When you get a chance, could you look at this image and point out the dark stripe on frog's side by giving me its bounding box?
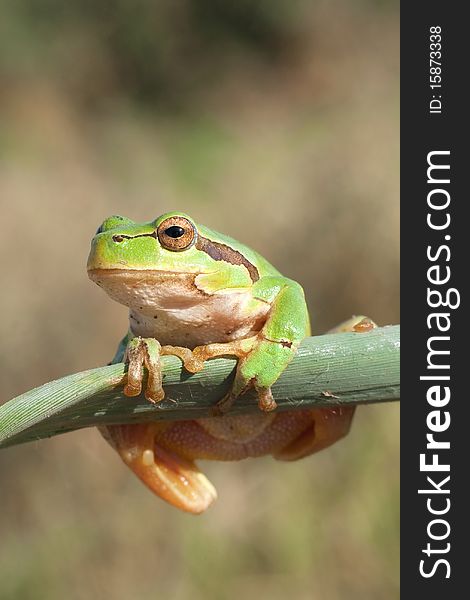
[195,236,260,282]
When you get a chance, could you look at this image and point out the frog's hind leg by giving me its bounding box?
[274,315,377,461]
[99,424,217,514]
[273,407,355,461]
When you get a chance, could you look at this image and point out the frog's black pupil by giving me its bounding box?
[165,226,185,238]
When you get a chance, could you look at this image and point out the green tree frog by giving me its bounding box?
[87,212,374,514]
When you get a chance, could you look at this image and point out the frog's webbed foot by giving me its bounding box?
[162,336,278,413]
[165,336,294,414]
[124,337,164,403]
[162,337,278,414]
[215,377,277,415]
[100,423,217,514]
[212,336,297,414]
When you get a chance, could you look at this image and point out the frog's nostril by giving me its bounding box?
[113,235,128,243]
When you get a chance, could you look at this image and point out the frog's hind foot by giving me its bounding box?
[100,424,217,514]
[327,315,377,334]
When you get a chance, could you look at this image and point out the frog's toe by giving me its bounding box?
[213,391,236,415]
[124,381,142,397]
[124,338,145,397]
[214,385,277,414]
[100,424,217,514]
[256,387,277,412]
[327,315,378,334]
[141,338,165,403]
[143,386,165,404]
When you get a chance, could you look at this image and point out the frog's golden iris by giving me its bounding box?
[157,215,196,251]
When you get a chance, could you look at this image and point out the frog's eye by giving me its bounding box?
[157,216,196,251]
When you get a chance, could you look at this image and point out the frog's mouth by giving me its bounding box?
[88,268,201,281]
[88,268,209,311]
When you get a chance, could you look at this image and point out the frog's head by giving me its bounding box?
[87,212,258,311]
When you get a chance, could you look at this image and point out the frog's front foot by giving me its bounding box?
[123,338,225,404]
[123,334,295,413]
[162,336,279,414]
[208,337,293,414]
[216,385,276,415]
[124,337,164,403]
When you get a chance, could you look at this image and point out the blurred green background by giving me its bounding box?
[0,1,399,599]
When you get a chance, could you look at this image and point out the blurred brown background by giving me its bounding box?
[0,1,399,599]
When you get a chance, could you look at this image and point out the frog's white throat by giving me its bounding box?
[89,268,208,312]
[89,268,270,347]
